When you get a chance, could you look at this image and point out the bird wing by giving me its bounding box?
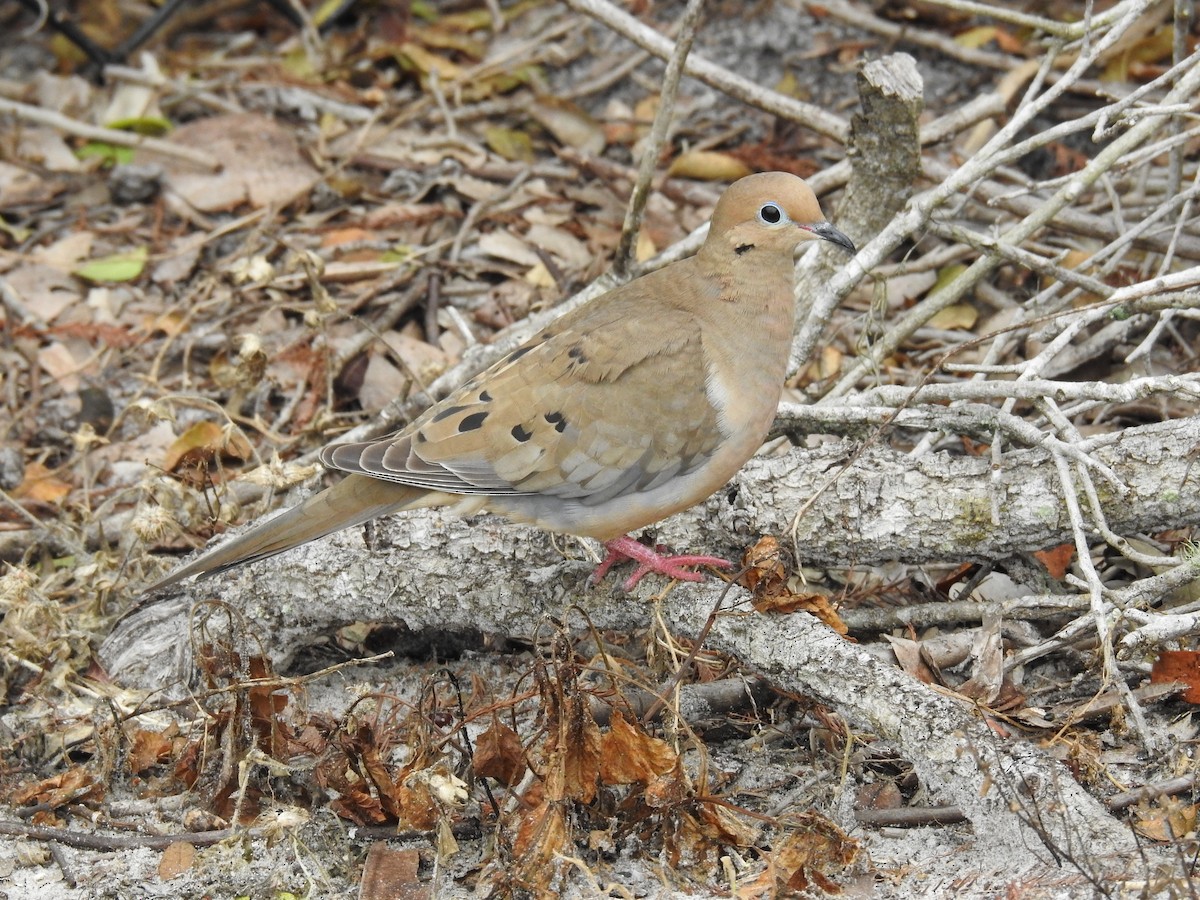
[321,265,725,507]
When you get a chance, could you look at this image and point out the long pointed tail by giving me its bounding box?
[145,475,439,592]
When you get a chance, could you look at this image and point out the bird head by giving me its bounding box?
[704,171,855,260]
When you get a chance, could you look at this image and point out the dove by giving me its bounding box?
[148,172,854,592]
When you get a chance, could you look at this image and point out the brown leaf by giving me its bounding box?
[246,654,287,758]
[162,421,252,475]
[134,113,319,212]
[1033,543,1075,580]
[599,710,678,785]
[11,462,72,505]
[1134,799,1198,842]
[511,801,568,891]
[360,845,429,900]
[667,150,752,182]
[737,814,859,897]
[157,841,195,880]
[541,687,601,804]
[11,767,104,810]
[740,537,848,634]
[474,720,526,786]
[1151,650,1200,703]
[129,728,174,775]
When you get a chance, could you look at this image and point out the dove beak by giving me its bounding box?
[803,221,856,254]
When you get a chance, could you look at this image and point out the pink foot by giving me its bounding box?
[590,535,732,591]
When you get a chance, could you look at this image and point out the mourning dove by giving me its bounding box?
[149,172,853,592]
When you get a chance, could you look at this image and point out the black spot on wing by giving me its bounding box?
[544,411,567,433]
[478,390,492,402]
[458,411,488,432]
[511,424,532,442]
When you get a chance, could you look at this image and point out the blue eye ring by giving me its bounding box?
[757,202,785,225]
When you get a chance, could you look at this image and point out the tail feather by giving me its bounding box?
[146,475,440,592]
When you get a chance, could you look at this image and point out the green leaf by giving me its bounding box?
[74,246,149,283]
[104,115,172,136]
[76,142,135,165]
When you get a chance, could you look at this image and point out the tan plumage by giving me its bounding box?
[148,172,854,592]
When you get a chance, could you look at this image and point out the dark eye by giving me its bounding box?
[758,202,783,225]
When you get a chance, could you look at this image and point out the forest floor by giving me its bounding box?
[1,0,1199,897]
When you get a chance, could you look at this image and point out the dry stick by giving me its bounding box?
[919,0,1135,38]
[794,2,1189,383]
[1046,420,1158,752]
[562,0,848,142]
[0,97,220,171]
[811,24,1200,394]
[1010,553,1200,670]
[611,0,706,278]
[1169,0,1193,197]
[1109,775,1199,812]
[850,373,1200,408]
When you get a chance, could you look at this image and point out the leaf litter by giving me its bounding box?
[0,0,1198,897]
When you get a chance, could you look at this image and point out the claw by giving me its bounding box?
[590,535,731,590]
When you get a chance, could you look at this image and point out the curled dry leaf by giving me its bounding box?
[740,537,849,635]
[162,421,253,477]
[474,719,527,786]
[735,814,860,897]
[10,766,104,812]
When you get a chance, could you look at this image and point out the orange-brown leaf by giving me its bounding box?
[128,728,174,775]
[11,462,72,505]
[474,720,526,786]
[1033,543,1075,580]
[599,710,678,785]
[162,421,252,474]
[157,841,196,880]
[1151,650,1200,703]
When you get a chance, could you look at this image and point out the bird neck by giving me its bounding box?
[690,247,798,441]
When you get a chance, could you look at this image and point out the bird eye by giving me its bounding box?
[757,202,784,225]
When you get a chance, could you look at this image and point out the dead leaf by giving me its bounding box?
[36,341,83,391]
[926,302,978,331]
[1151,651,1200,703]
[528,98,605,154]
[129,728,174,775]
[599,710,678,785]
[511,801,568,891]
[484,126,535,163]
[11,462,72,505]
[1033,543,1075,580]
[12,767,104,810]
[135,113,318,212]
[157,841,195,880]
[739,537,849,634]
[1134,798,1198,842]
[360,844,429,900]
[162,421,252,475]
[474,720,526,786]
[737,814,859,897]
[667,150,752,182]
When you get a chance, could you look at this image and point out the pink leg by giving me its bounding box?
[590,535,732,591]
